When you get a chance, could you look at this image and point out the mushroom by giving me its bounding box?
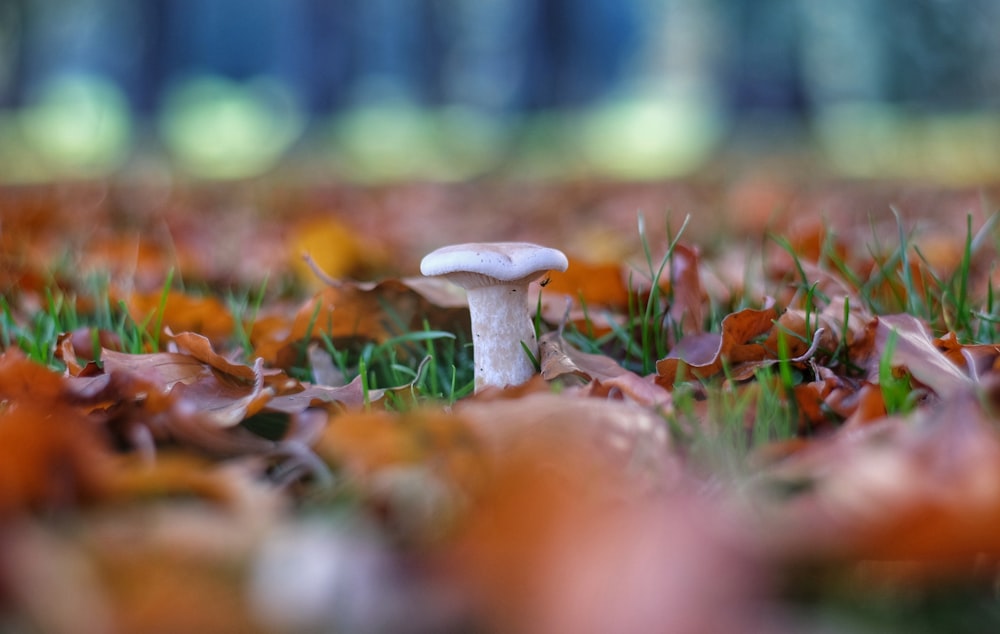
[420,242,569,392]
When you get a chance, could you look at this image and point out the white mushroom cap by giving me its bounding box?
[420,241,568,392]
[420,242,568,288]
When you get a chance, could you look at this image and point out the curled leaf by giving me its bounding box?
[0,350,112,514]
[538,331,671,408]
[655,304,779,387]
[871,314,973,399]
[664,243,705,336]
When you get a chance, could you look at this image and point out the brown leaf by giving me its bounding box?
[73,358,278,457]
[167,329,258,383]
[264,374,376,415]
[763,309,837,360]
[121,289,235,344]
[100,338,270,429]
[871,314,973,398]
[56,331,87,377]
[665,243,704,336]
[0,350,112,514]
[655,304,779,387]
[169,358,270,428]
[100,348,207,392]
[56,328,122,376]
[269,279,468,369]
[774,393,1000,572]
[538,331,671,408]
[934,331,1000,380]
[543,258,631,309]
[444,394,768,634]
[457,392,674,487]
[265,356,434,416]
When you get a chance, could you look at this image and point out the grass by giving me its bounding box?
[4,201,1000,633]
[0,276,154,368]
[669,366,798,478]
[3,209,997,423]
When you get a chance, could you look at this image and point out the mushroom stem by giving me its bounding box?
[420,241,567,392]
[466,282,537,391]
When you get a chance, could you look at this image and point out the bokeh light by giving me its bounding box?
[17,73,132,177]
[158,74,304,179]
[0,1,997,182]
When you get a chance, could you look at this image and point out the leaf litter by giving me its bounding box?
[2,179,1000,632]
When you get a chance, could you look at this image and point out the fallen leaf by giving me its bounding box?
[271,279,469,369]
[443,395,770,634]
[263,374,381,415]
[761,389,1000,581]
[289,215,387,287]
[870,313,973,399]
[763,309,838,360]
[664,243,705,336]
[56,328,122,376]
[100,348,209,392]
[841,382,888,428]
[538,331,672,408]
[121,289,235,344]
[0,350,112,514]
[655,303,779,387]
[167,329,258,382]
[169,358,270,428]
[98,332,270,428]
[542,257,631,309]
[934,331,1000,380]
[457,392,674,488]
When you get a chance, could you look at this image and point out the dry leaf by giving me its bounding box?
[543,258,631,309]
[664,243,705,336]
[656,303,779,387]
[0,350,112,514]
[934,331,1000,380]
[442,396,771,634]
[121,289,235,344]
[871,313,973,399]
[538,331,671,408]
[762,390,1000,579]
[270,279,469,369]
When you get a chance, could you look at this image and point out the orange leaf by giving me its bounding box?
[841,382,888,427]
[288,216,386,287]
[0,350,111,513]
[272,279,469,368]
[542,258,630,309]
[168,330,257,383]
[934,331,1000,380]
[655,304,779,387]
[871,314,973,398]
[763,309,838,360]
[122,289,235,343]
[664,243,704,336]
[100,341,269,428]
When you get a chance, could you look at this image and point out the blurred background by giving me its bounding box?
[1,0,1000,183]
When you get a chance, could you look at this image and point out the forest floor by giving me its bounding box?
[2,175,1000,633]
